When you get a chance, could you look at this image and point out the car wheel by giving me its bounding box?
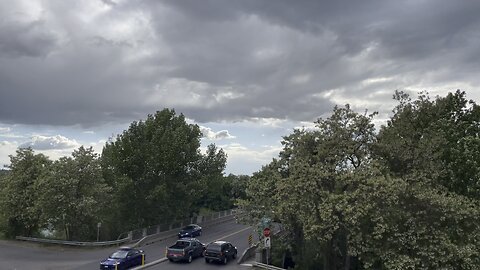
[223,256,228,265]
[233,251,237,259]
[168,258,173,262]
[205,258,210,263]
[187,254,193,263]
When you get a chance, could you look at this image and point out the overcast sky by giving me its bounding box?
[1,0,480,175]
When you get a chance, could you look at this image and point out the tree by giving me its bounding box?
[195,144,231,211]
[243,105,378,269]
[375,90,480,199]
[35,146,110,241]
[0,148,51,237]
[226,173,249,201]
[243,97,480,269]
[101,109,205,230]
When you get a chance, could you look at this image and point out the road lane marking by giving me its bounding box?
[215,226,252,241]
[132,226,252,269]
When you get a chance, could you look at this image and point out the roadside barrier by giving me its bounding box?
[132,209,236,247]
[15,236,130,247]
[15,208,236,247]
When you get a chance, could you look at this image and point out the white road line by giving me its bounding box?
[215,226,252,241]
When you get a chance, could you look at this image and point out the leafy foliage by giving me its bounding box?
[243,93,480,269]
[0,108,234,240]
[375,90,480,199]
[0,148,51,237]
[35,146,111,241]
[102,109,201,228]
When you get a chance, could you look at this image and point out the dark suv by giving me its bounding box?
[204,241,237,264]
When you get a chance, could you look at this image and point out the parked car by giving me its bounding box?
[100,247,144,270]
[204,241,237,264]
[178,224,202,238]
[166,238,205,263]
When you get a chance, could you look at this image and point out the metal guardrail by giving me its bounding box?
[132,210,236,247]
[15,209,236,247]
[15,236,131,246]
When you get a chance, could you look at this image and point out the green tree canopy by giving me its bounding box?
[243,95,480,269]
[0,148,51,237]
[101,109,206,229]
[375,90,480,199]
[35,146,110,241]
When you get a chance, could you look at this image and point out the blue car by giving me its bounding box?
[178,224,202,238]
[100,247,145,270]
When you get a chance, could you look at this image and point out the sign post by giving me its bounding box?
[263,227,271,238]
[263,227,271,264]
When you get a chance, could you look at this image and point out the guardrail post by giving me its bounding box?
[156,225,160,234]
[142,228,147,237]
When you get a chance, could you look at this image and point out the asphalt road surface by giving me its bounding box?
[0,219,258,270]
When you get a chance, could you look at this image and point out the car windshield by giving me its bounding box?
[183,225,195,230]
[110,250,129,259]
[206,244,222,251]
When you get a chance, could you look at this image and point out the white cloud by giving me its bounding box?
[0,127,11,133]
[20,135,80,150]
[220,142,282,175]
[200,126,235,140]
[0,140,18,168]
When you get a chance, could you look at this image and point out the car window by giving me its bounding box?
[177,241,190,248]
[207,244,221,251]
[110,250,128,259]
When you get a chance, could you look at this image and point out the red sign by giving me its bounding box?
[263,227,271,237]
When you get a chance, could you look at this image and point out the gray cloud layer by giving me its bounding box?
[1,0,479,127]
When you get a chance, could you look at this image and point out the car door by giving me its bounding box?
[192,240,200,257]
[127,250,139,267]
[228,244,235,258]
[125,250,133,267]
[222,244,229,259]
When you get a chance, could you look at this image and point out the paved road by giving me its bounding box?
[146,222,259,270]
[0,219,258,270]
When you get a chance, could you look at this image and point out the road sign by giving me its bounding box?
[263,227,271,237]
[248,234,253,246]
[264,236,271,248]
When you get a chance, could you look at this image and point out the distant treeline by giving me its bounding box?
[240,90,480,269]
[0,109,248,241]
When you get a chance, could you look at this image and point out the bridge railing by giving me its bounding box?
[16,208,236,247]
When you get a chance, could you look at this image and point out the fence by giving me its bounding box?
[16,209,236,247]
[131,209,236,247]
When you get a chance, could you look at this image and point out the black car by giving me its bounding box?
[178,224,202,238]
[100,247,145,270]
[204,241,237,264]
[166,238,205,263]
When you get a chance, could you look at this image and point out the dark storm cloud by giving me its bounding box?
[0,0,479,127]
[0,19,59,58]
